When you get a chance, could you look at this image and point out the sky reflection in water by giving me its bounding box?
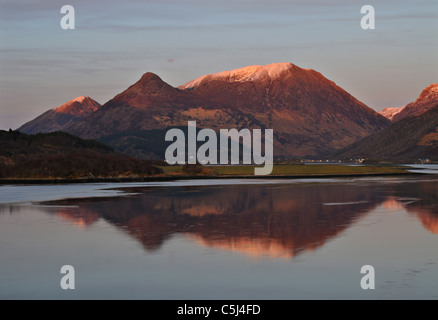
[0,177,437,299]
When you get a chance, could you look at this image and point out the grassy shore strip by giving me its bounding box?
[221,164,410,175]
[0,165,422,185]
[160,164,411,175]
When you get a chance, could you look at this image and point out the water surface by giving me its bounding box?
[0,176,437,299]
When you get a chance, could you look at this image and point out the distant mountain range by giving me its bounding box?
[333,84,438,161]
[379,84,438,122]
[379,107,403,122]
[17,63,390,159]
[16,64,437,162]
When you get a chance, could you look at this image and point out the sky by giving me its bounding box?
[0,0,437,130]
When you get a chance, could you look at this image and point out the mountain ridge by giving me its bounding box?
[330,103,438,161]
[65,62,390,159]
[16,62,391,159]
[18,96,101,134]
[379,83,438,123]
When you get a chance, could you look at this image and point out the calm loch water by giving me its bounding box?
[0,176,437,299]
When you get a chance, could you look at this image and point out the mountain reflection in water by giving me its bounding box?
[41,179,438,259]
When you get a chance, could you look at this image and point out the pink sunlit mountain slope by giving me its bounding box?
[331,83,438,162]
[379,84,438,123]
[18,96,101,134]
[63,63,390,159]
[379,107,405,122]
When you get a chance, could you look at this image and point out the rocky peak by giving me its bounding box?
[379,107,405,121]
[418,83,438,102]
[54,96,100,117]
[392,83,438,122]
[179,62,320,90]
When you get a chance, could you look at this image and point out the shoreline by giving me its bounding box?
[0,171,425,185]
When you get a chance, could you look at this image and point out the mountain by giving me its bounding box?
[330,103,438,162]
[17,96,101,134]
[379,84,438,123]
[331,83,438,161]
[379,107,405,121]
[63,63,389,159]
[0,130,162,178]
